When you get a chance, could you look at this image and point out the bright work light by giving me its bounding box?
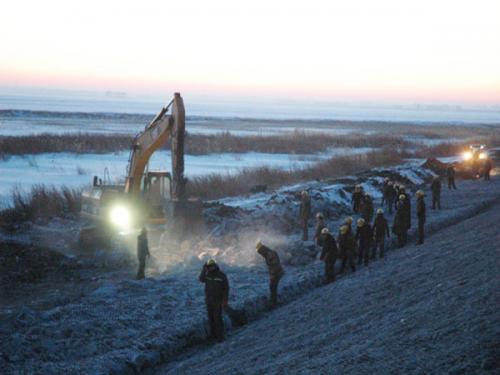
[109,205,131,229]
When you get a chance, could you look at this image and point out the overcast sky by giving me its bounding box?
[1,0,499,105]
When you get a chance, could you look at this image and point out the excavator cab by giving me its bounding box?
[141,171,172,223]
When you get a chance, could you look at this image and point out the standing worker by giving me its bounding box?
[416,190,426,245]
[447,165,457,190]
[343,217,354,235]
[355,218,373,266]
[338,225,357,274]
[199,259,229,342]
[256,241,284,307]
[372,208,390,258]
[384,181,395,214]
[136,227,150,280]
[351,185,363,213]
[393,195,409,248]
[361,193,374,223]
[319,228,338,283]
[431,177,442,210]
[399,186,411,230]
[299,191,311,241]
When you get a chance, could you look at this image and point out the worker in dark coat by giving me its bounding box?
[447,165,457,190]
[199,259,229,342]
[372,208,390,258]
[299,191,311,241]
[484,158,492,181]
[338,225,356,274]
[416,190,426,245]
[431,177,442,209]
[355,218,373,265]
[319,228,338,283]
[256,242,284,307]
[384,181,395,214]
[313,213,326,245]
[361,194,374,223]
[351,185,363,213]
[343,217,354,236]
[136,227,150,280]
[399,187,411,229]
[392,195,409,248]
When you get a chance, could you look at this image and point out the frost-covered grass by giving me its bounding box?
[0,185,81,230]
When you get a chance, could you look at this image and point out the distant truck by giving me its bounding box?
[459,144,490,178]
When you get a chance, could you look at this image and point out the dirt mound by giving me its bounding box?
[421,157,449,175]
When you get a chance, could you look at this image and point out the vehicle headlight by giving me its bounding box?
[109,205,131,228]
[479,152,487,160]
[463,151,472,160]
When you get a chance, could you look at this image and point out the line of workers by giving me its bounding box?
[137,171,462,342]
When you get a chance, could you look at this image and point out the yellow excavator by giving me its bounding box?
[79,92,202,249]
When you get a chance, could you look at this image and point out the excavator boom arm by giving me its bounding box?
[124,93,185,196]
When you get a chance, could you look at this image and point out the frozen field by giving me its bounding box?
[0,148,373,206]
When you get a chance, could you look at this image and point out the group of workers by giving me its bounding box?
[135,160,493,343]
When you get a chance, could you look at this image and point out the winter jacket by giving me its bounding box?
[199,264,229,305]
[137,233,150,261]
[257,245,284,279]
[319,233,338,261]
[338,232,357,258]
[361,197,374,222]
[373,214,390,240]
[417,197,426,222]
[355,223,373,249]
[392,204,408,235]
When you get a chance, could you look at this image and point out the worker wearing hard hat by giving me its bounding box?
[355,218,373,266]
[338,224,356,274]
[343,217,354,236]
[199,259,230,342]
[256,241,284,307]
[319,227,338,283]
[373,208,390,258]
[392,195,409,248]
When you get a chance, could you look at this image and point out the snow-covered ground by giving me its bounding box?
[156,202,500,375]
[0,148,374,206]
[1,163,499,374]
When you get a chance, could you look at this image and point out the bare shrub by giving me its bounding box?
[0,185,82,230]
